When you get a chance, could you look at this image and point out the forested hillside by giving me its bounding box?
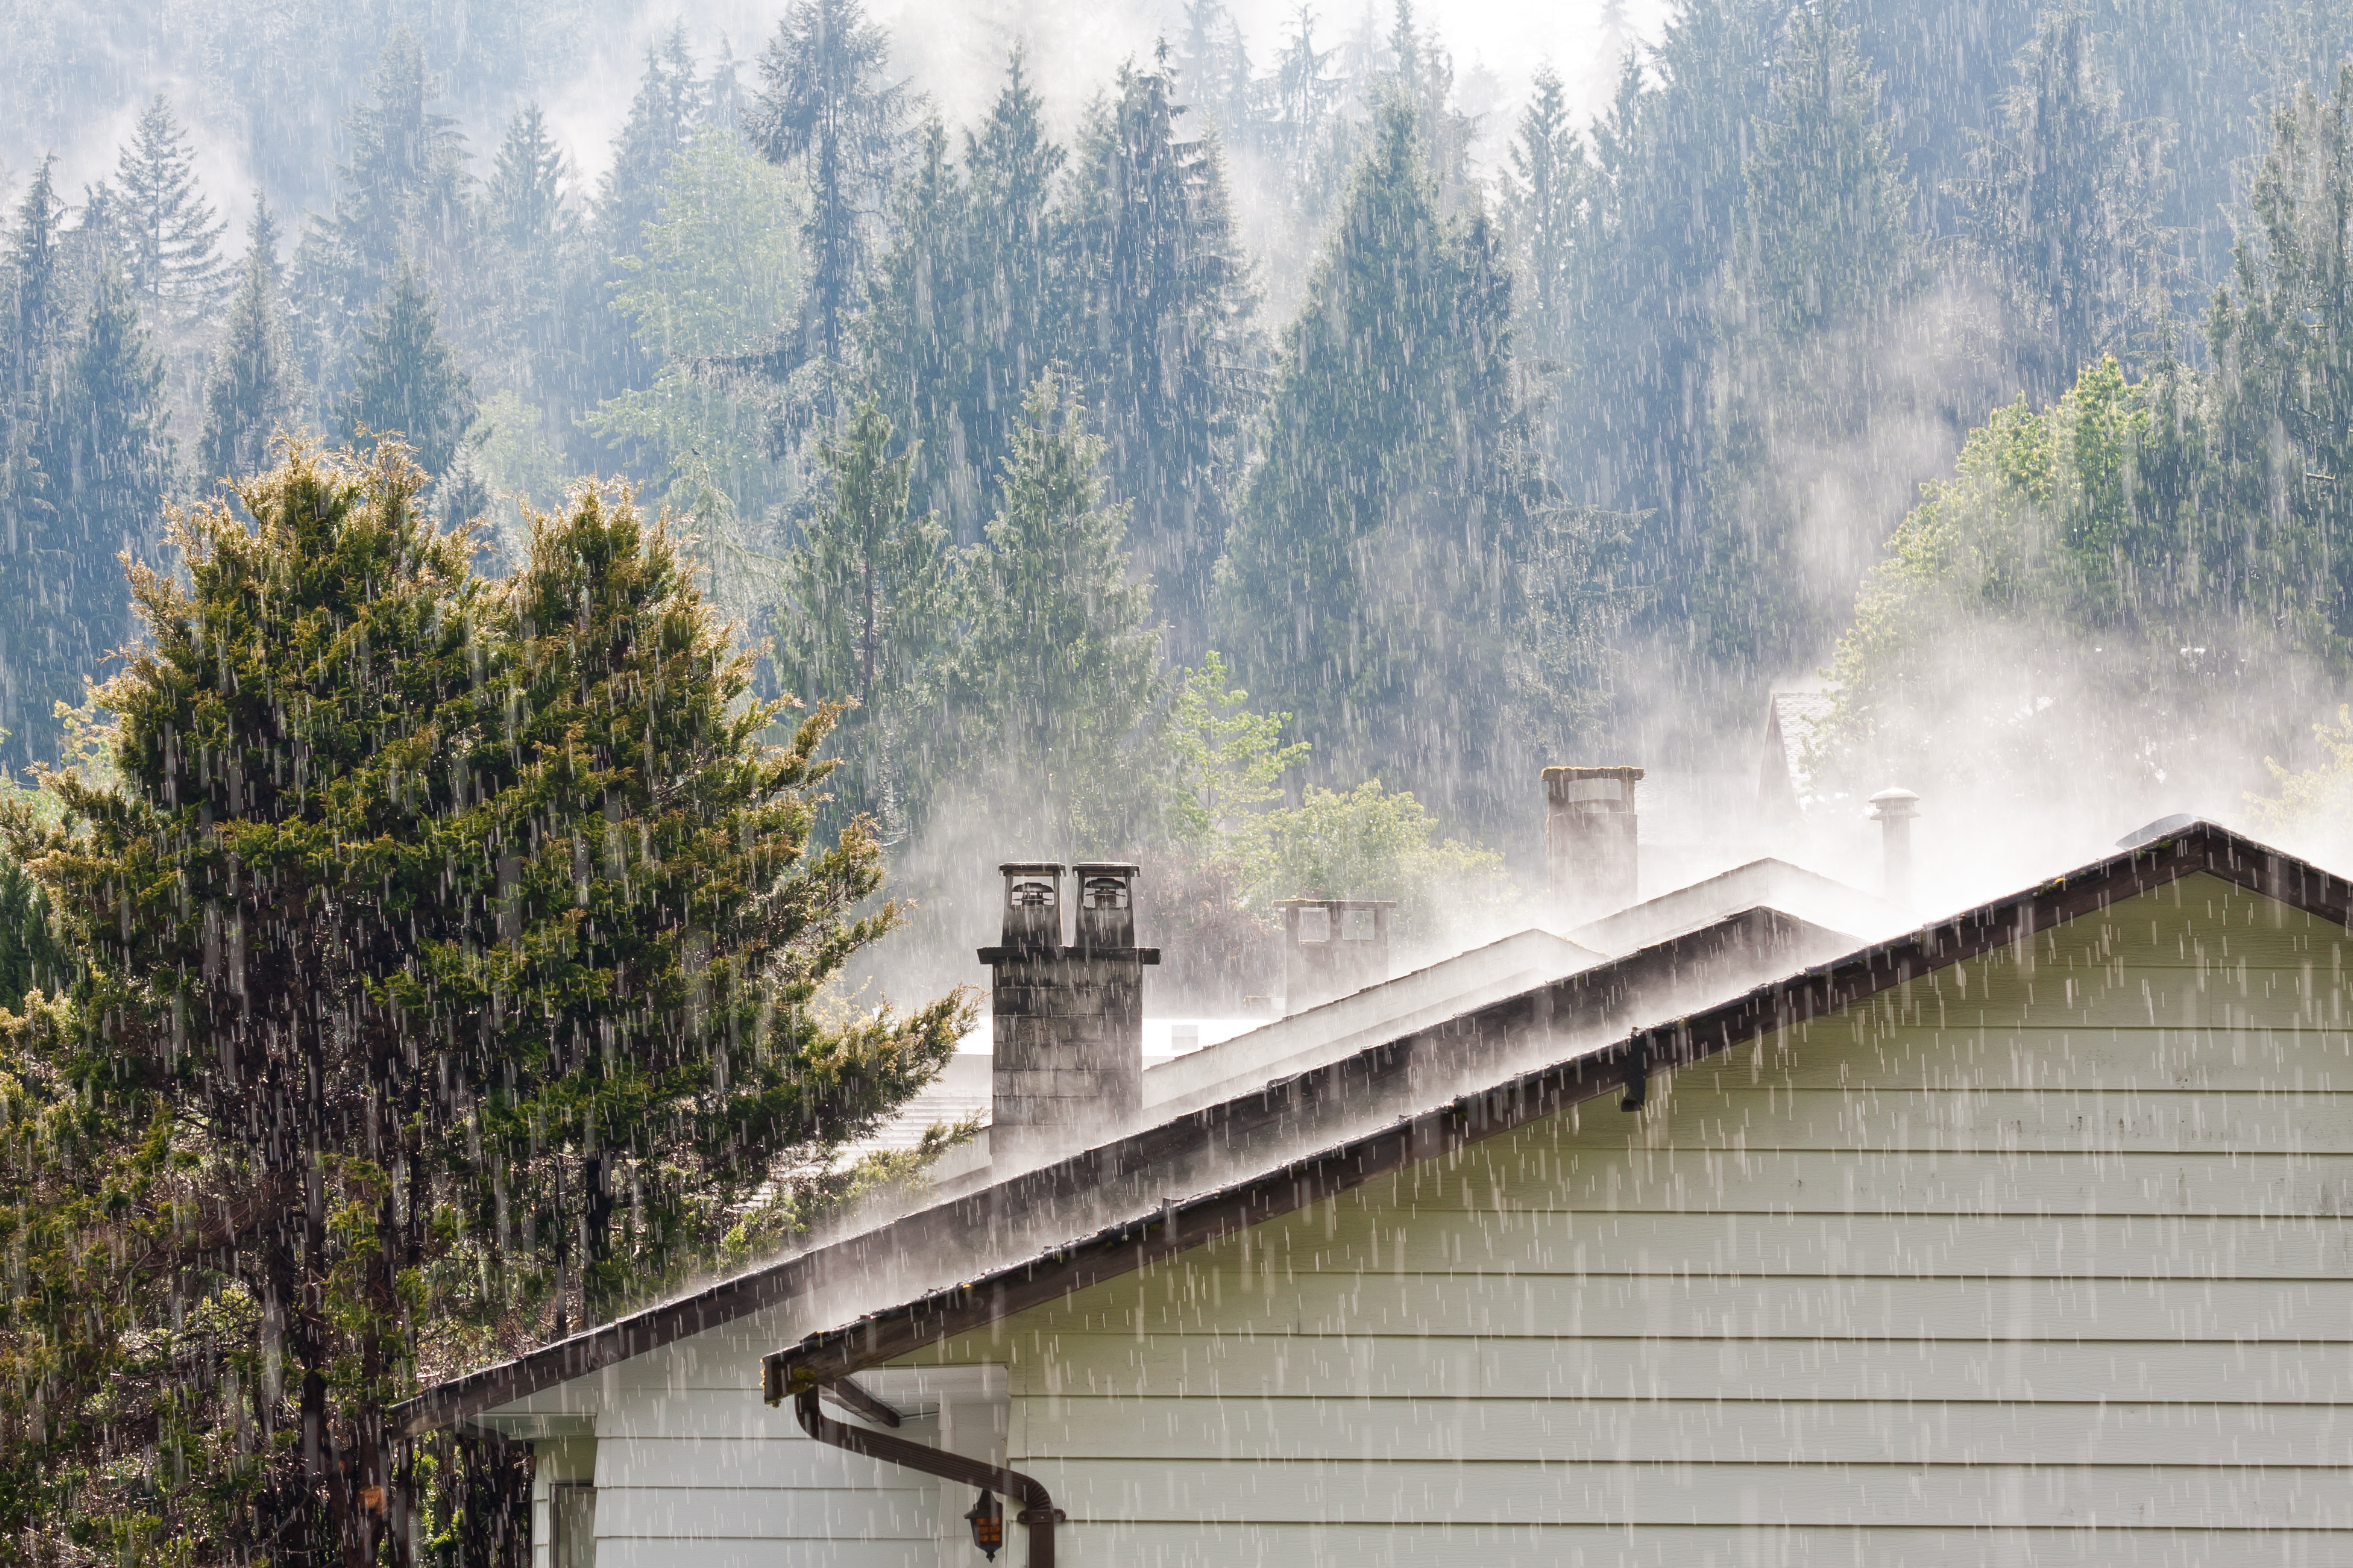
[8,0,2344,862]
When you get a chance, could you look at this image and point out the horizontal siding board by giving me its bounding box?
[1018,1396,2353,1465]
[1009,1276,2353,1342]
[1018,1458,2353,1527]
[1642,1086,2353,1152]
[1748,1027,2353,1090]
[1113,1211,2353,1279]
[1055,1522,2353,1566]
[594,1484,935,1539]
[595,1435,941,1489]
[1113,1148,2353,1218]
[595,1546,927,1568]
[986,1333,2353,1402]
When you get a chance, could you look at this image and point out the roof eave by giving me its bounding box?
[756,820,2348,1395]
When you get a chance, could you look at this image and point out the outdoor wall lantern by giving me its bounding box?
[965,1486,1005,1559]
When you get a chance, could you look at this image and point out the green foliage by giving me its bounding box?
[1816,354,2234,796]
[950,369,1163,843]
[750,0,904,371]
[1216,91,1542,822]
[1156,652,1310,862]
[1060,60,1256,658]
[2251,705,2353,833]
[590,127,804,520]
[339,263,474,478]
[1243,779,1507,922]
[861,55,1067,537]
[777,397,954,833]
[1702,0,1920,671]
[1949,6,2168,398]
[1,244,168,774]
[0,438,968,1561]
[609,128,804,361]
[1501,64,1592,371]
[198,205,302,484]
[111,95,227,320]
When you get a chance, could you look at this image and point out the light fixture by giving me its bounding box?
[965,1486,1004,1559]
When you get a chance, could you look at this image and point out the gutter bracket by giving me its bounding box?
[1620,1035,1649,1111]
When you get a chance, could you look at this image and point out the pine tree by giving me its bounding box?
[484,101,588,411]
[338,262,474,477]
[588,30,705,417]
[1175,2,1260,140]
[1502,65,1591,372]
[750,0,905,371]
[1703,0,1918,672]
[489,102,572,253]
[862,54,1066,537]
[326,30,470,301]
[40,266,170,660]
[1950,6,2168,399]
[0,440,966,1557]
[598,28,704,265]
[112,95,228,319]
[0,163,67,768]
[1216,94,1540,822]
[1063,58,1255,659]
[200,201,303,481]
[779,396,954,829]
[1552,0,1786,606]
[953,370,1161,841]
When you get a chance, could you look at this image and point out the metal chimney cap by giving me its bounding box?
[1866,787,1920,819]
[1069,861,1140,874]
[997,860,1064,875]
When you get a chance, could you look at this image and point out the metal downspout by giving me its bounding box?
[792,1387,1066,1565]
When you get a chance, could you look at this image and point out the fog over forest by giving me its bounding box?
[8,0,2353,951]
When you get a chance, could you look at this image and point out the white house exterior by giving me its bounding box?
[406,822,2353,1565]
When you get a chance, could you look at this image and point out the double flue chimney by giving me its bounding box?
[978,862,1159,1159]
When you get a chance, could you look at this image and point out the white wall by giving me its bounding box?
[900,871,2353,1563]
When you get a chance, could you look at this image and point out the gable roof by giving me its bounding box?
[395,902,1850,1436]
[396,819,2347,1436]
[752,820,2348,1401]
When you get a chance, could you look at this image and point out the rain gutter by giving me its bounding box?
[793,1387,1065,1565]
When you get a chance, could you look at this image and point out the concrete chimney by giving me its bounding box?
[1276,898,1394,1014]
[1866,788,1919,905]
[980,860,1159,1160]
[1545,765,1644,924]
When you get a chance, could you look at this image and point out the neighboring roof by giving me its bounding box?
[755,820,2345,1399]
[1759,690,1835,819]
[1569,857,1911,955]
[1138,927,1599,1121]
[395,903,1847,1437]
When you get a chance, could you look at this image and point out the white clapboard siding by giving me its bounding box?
[887,876,2353,1555]
[1053,1522,2353,1567]
[1018,1458,2353,1527]
[592,1408,935,1565]
[996,1274,2353,1340]
[1017,1396,2353,1465]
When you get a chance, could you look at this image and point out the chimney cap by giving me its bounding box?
[998,860,1064,875]
[1866,787,1920,819]
[1542,765,1646,782]
[1069,861,1140,874]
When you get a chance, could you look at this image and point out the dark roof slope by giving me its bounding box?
[755,820,2347,1400]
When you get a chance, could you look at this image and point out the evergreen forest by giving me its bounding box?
[9,0,2353,1556]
